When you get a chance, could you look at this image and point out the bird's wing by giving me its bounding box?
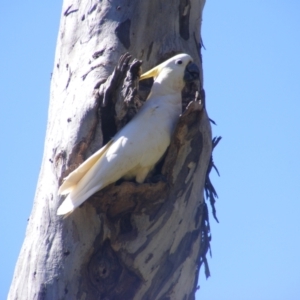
[57,128,149,216]
[58,140,113,195]
[74,104,168,191]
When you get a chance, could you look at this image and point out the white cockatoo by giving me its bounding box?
[57,53,199,215]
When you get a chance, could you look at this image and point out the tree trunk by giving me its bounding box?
[8,0,211,299]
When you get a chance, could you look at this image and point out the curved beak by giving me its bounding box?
[184,62,200,82]
[139,65,162,81]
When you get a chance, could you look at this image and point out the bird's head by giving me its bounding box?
[140,53,199,94]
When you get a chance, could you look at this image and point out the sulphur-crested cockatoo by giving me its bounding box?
[57,53,199,215]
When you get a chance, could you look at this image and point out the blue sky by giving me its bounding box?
[1,1,300,299]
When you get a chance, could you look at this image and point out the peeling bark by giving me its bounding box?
[8,1,210,299]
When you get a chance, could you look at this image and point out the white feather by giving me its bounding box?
[57,53,195,215]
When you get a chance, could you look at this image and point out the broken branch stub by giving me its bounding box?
[115,58,143,130]
[97,53,144,144]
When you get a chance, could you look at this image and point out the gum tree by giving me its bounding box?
[8,1,215,299]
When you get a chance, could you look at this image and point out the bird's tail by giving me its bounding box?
[57,183,103,216]
[57,194,76,215]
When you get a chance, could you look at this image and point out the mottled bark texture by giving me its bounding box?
[8,0,211,299]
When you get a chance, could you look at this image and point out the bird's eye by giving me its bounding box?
[176,59,183,65]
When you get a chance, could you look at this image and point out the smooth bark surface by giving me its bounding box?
[9,1,210,299]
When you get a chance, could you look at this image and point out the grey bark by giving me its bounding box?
[8,0,210,299]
